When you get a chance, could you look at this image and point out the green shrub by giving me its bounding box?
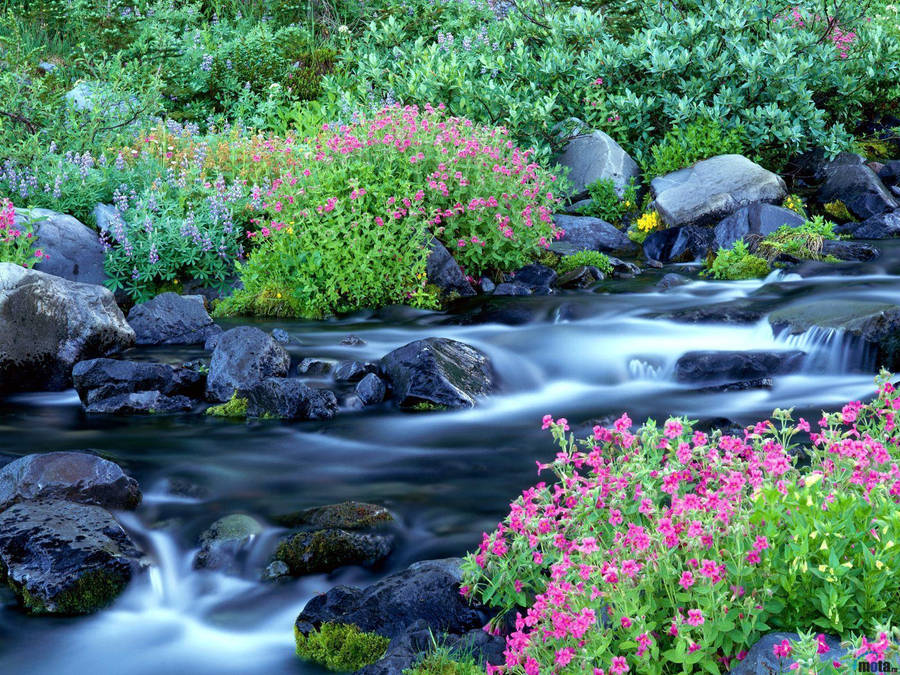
[404,647,486,675]
[578,178,638,223]
[555,250,612,276]
[756,216,839,262]
[643,118,746,179]
[294,622,389,671]
[704,240,770,280]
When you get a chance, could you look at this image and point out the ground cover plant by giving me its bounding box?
[461,374,900,673]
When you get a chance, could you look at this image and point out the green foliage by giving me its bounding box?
[294,622,389,671]
[704,240,771,280]
[404,641,486,675]
[643,118,746,179]
[555,250,612,276]
[205,393,248,418]
[756,216,838,262]
[823,199,856,222]
[0,201,43,267]
[578,178,638,223]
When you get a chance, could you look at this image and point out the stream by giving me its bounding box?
[1,243,897,674]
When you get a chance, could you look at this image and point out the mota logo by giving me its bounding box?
[857,661,899,673]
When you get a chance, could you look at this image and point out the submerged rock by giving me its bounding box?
[355,373,387,406]
[379,338,496,409]
[0,499,144,615]
[0,451,141,513]
[206,326,291,402]
[333,360,372,383]
[194,514,265,574]
[675,350,806,385]
[651,155,787,228]
[126,293,221,345]
[274,501,394,530]
[0,263,134,393]
[274,528,392,576]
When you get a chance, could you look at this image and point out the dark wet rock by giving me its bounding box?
[821,239,879,262]
[607,256,641,278]
[651,155,787,228]
[657,273,690,290]
[0,499,144,614]
[341,334,366,346]
[643,225,714,263]
[262,560,290,581]
[271,328,290,344]
[727,632,845,674]
[675,350,805,385]
[492,281,533,296]
[0,451,140,513]
[333,360,372,383]
[698,378,774,392]
[297,358,333,377]
[557,265,604,288]
[206,326,291,402]
[426,238,476,298]
[662,300,770,325]
[551,215,639,257]
[84,391,196,415]
[769,301,900,370]
[379,338,496,409]
[274,528,392,576]
[564,197,594,214]
[713,203,805,251]
[241,377,337,420]
[817,162,898,220]
[72,358,205,406]
[355,373,387,406]
[194,514,264,573]
[836,211,900,239]
[784,150,864,188]
[126,293,221,346]
[645,258,663,269]
[295,558,492,641]
[479,277,495,294]
[0,263,135,393]
[553,130,640,200]
[13,208,106,286]
[274,501,394,530]
[512,263,557,289]
[879,160,900,186]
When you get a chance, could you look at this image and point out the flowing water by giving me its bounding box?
[2,243,899,674]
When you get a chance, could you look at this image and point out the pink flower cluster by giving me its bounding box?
[787,7,857,58]
[0,198,47,264]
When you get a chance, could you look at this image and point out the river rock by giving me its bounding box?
[879,160,900,186]
[426,238,475,298]
[769,301,900,370]
[492,281,534,296]
[836,211,900,239]
[643,225,714,263]
[817,163,898,220]
[510,264,557,292]
[728,632,845,674]
[333,360,372,383]
[194,514,264,573]
[557,265,604,288]
[355,373,387,406]
[274,501,394,530]
[553,130,640,200]
[821,239,879,262]
[0,263,135,393]
[240,377,337,420]
[713,203,805,251]
[551,215,639,257]
[126,293,221,345]
[651,155,787,228]
[379,338,495,409]
[0,451,141,513]
[206,326,291,402]
[72,358,205,406]
[297,358,333,377]
[83,390,196,415]
[0,499,144,614]
[675,350,805,385]
[295,558,492,641]
[14,208,106,286]
[274,528,392,576]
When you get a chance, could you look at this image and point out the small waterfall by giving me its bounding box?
[777,326,868,373]
[628,358,663,380]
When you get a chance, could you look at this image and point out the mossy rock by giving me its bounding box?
[205,393,248,418]
[294,622,389,671]
[273,501,394,530]
[274,528,392,576]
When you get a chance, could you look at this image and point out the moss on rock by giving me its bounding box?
[205,393,248,418]
[294,622,389,671]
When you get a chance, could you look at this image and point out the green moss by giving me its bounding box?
[406,401,448,412]
[756,216,839,262]
[823,200,856,222]
[14,568,127,615]
[555,250,613,276]
[703,240,771,280]
[404,639,486,675]
[294,622,389,671]
[206,393,248,418]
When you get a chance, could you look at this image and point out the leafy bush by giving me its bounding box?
[643,119,746,179]
[756,216,839,262]
[460,375,900,674]
[294,622,389,671]
[218,104,562,318]
[578,178,638,223]
[0,199,46,267]
[704,240,771,280]
[555,250,612,276]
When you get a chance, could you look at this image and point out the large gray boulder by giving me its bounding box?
[14,208,106,286]
[126,293,221,345]
[553,130,640,200]
[426,238,475,299]
[206,326,291,402]
[651,155,787,228]
[0,263,135,393]
[551,215,639,257]
[379,338,496,409]
[0,499,145,614]
[713,204,805,251]
[0,451,141,513]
